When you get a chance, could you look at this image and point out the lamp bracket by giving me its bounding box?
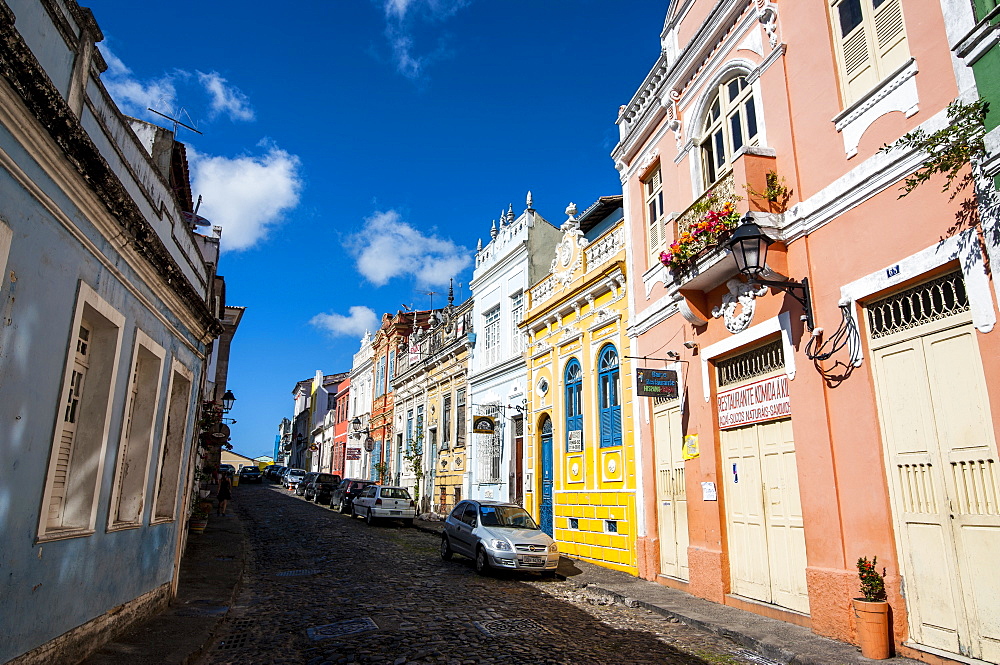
[751,276,814,331]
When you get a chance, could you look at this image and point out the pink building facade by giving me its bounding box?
[617,2,999,662]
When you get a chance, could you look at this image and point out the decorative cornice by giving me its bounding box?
[0,9,221,336]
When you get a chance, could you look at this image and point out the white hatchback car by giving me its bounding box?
[441,500,559,575]
[351,485,416,526]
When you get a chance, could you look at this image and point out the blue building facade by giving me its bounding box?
[0,1,223,662]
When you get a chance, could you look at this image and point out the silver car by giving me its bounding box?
[440,500,559,575]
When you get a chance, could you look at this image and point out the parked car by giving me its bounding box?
[269,465,287,481]
[302,473,340,503]
[217,463,236,478]
[351,485,416,526]
[295,472,318,496]
[261,464,278,479]
[440,500,558,576]
[238,466,262,483]
[330,478,375,513]
[283,468,306,490]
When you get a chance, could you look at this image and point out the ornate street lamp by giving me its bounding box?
[221,389,236,413]
[727,214,815,330]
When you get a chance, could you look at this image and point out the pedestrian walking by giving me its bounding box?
[217,475,232,516]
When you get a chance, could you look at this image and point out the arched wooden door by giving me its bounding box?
[539,416,554,536]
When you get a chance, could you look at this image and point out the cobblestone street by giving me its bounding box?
[199,484,765,665]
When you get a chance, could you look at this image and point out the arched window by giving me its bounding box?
[700,76,758,187]
[598,345,622,448]
[565,359,583,451]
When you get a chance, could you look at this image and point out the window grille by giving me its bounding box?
[717,338,784,387]
[477,403,502,482]
[866,271,969,339]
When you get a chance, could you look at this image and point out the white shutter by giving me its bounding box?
[873,0,907,73]
[47,323,91,528]
[646,169,663,257]
[840,20,877,102]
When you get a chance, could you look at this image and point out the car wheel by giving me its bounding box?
[475,547,490,576]
[340,500,349,514]
[351,505,357,518]
[440,535,453,561]
[365,508,375,525]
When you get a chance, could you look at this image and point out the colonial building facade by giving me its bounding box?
[467,195,561,505]
[616,1,998,661]
[522,197,635,573]
[393,293,474,515]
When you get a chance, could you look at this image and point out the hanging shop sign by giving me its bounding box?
[346,448,361,460]
[363,436,376,452]
[472,416,496,435]
[717,374,791,429]
[636,368,679,399]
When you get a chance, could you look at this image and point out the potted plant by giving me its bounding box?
[189,490,212,534]
[853,556,891,659]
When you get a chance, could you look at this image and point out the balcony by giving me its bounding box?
[664,149,783,294]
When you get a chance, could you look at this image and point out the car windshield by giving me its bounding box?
[478,505,538,529]
[380,488,411,499]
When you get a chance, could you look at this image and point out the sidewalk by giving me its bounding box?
[80,510,245,665]
[410,518,920,665]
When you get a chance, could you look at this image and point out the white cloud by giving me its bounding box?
[97,44,254,124]
[378,0,470,79]
[197,71,255,122]
[348,210,470,287]
[310,306,379,338]
[98,43,177,117]
[189,145,303,252]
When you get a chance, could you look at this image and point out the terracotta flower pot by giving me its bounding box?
[852,598,891,659]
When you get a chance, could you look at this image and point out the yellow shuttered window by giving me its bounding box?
[831,0,909,106]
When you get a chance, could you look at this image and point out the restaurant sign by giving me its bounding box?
[717,374,791,429]
[346,447,361,460]
[636,368,679,399]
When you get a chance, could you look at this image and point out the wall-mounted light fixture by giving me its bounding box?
[727,214,814,330]
[221,389,236,413]
[683,341,699,350]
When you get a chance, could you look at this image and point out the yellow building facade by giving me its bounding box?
[521,197,637,574]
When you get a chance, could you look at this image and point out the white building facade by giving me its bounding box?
[346,331,374,479]
[467,195,561,504]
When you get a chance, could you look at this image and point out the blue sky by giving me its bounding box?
[87,1,668,459]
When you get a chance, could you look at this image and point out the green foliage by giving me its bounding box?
[404,426,425,503]
[857,556,887,602]
[745,170,792,209]
[881,98,989,200]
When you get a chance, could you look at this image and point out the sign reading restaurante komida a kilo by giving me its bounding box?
[717,374,791,429]
[636,368,679,399]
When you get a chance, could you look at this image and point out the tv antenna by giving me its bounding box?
[147,107,203,136]
[423,291,438,310]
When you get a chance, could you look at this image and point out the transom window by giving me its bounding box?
[700,76,758,187]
